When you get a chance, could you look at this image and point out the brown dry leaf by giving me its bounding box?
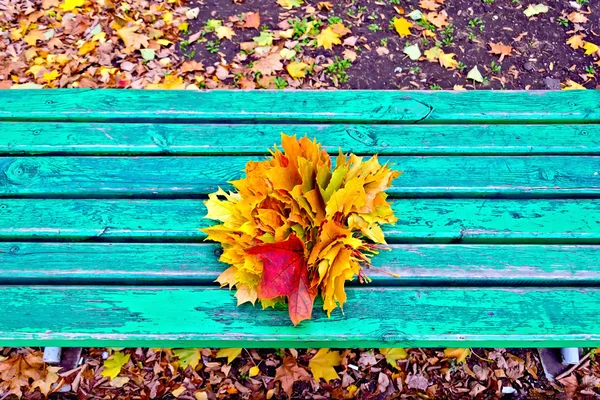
[406,373,429,391]
[525,352,538,379]
[181,61,204,73]
[505,354,525,381]
[117,26,149,50]
[419,0,441,11]
[488,42,513,61]
[558,375,578,399]
[426,11,448,28]
[251,53,283,75]
[567,12,588,23]
[275,356,311,396]
[242,12,260,29]
[317,1,332,10]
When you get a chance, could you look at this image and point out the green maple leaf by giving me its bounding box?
[173,348,201,369]
[253,31,274,46]
[101,352,130,380]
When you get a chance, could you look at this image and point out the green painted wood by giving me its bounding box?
[1,90,599,123]
[1,285,600,347]
[2,122,599,156]
[2,243,600,286]
[1,199,598,243]
[2,156,599,198]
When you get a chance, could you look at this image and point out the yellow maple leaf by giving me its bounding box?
[78,41,96,55]
[216,348,243,364]
[59,0,85,11]
[101,352,130,380]
[379,348,408,370]
[43,70,60,82]
[316,26,341,50]
[287,61,309,79]
[309,349,341,382]
[583,42,599,56]
[393,17,412,37]
[32,366,61,397]
[424,46,442,61]
[438,51,458,69]
[562,79,586,90]
[444,348,470,363]
[215,26,235,40]
[23,30,46,46]
[566,34,585,50]
[117,26,149,50]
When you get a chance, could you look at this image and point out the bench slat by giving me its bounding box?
[2,243,599,286]
[2,285,600,347]
[3,123,599,156]
[1,90,599,124]
[1,199,598,243]
[2,156,599,198]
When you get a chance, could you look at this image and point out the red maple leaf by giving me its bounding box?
[247,234,317,325]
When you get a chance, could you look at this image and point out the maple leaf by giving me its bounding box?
[32,366,61,397]
[0,350,46,397]
[379,348,408,370]
[277,0,303,9]
[424,46,442,61]
[583,42,599,56]
[316,26,341,50]
[252,53,283,75]
[216,348,242,364]
[173,348,201,369]
[419,0,440,10]
[523,3,548,17]
[23,29,46,46]
[253,31,273,46]
[393,17,412,37]
[287,61,309,79]
[567,11,588,23]
[309,349,342,382]
[276,356,311,396]
[247,235,317,325]
[439,51,457,69]
[426,11,448,28]
[242,12,260,29]
[215,26,235,40]
[59,0,85,11]
[78,41,97,56]
[117,26,149,50]
[330,23,351,36]
[101,352,130,380]
[43,70,60,82]
[566,34,585,50]
[444,348,470,363]
[488,42,512,62]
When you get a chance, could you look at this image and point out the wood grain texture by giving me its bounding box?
[2,285,600,347]
[1,90,599,123]
[1,199,598,243]
[3,122,599,155]
[2,156,599,198]
[2,243,600,286]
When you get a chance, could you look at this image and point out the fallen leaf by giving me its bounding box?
[43,70,60,82]
[287,61,309,79]
[566,34,585,49]
[523,3,549,17]
[439,51,458,69]
[466,66,484,83]
[242,12,260,29]
[78,41,97,56]
[59,0,85,11]
[248,235,317,325]
[403,44,421,60]
[379,349,407,370]
[444,348,471,363]
[393,17,412,37]
[280,48,296,59]
[186,7,200,19]
[426,11,448,28]
[216,348,242,364]
[251,53,283,75]
[101,352,130,380]
[424,46,442,61]
[253,31,274,46]
[316,26,342,50]
[558,375,578,399]
[419,0,441,10]
[249,366,260,377]
[117,26,149,50]
[277,0,303,9]
[567,12,588,23]
[488,42,513,61]
[583,42,599,56]
[32,366,61,396]
[173,348,201,369]
[23,30,46,46]
[216,26,235,40]
[172,386,186,398]
[406,373,429,391]
[453,84,466,90]
[562,79,586,90]
[276,356,311,395]
[109,376,130,388]
[309,349,341,382]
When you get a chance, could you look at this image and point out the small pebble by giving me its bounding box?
[502,386,517,394]
[102,351,109,359]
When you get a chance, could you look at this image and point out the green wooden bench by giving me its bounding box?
[1,89,600,348]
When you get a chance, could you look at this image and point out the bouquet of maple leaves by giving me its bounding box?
[203,134,400,325]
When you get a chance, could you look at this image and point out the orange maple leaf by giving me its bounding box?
[488,42,513,61]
